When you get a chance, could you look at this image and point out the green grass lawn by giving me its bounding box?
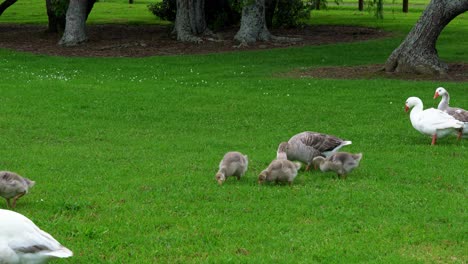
[0,0,467,263]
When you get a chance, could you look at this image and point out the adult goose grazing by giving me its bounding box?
[312,152,362,179]
[0,171,35,209]
[405,97,463,145]
[434,87,468,139]
[276,131,352,171]
[0,209,73,263]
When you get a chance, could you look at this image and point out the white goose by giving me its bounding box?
[405,97,463,145]
[0,209,73,263]
[276,131,352,171]
[434,87,468,139]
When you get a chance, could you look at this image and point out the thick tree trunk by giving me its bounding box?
[45,0,66,33]
[358,0,364,11]
[265,0,278,28]
[59,0,88,46]
[174,0,208,43]
[0,0,17,15]
[234,0,271,44]
[402,0,409,13]
[385,0,468,75]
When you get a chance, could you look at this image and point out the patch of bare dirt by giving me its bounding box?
[285,63,468,82]
[0,24,390,57]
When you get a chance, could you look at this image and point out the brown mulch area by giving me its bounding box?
[0,24,389,57]
[1,24,466,81]
[285,63,468,82]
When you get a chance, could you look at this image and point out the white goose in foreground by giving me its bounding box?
[405,97,463,145]
[312,152,362,179]
[215,151,248,185]
[0,209,73,264]
[0,171,35,209]
[434,87,468,138]
[258,159,301,185]
[277,131,352,171]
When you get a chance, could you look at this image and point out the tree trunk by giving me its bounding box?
[45,0,66,33]
[86,0,96,19]
[402,0,408,13]
[265,0,278,28]
[59,0,88,46]
[358,0,363,11]
[174,0,208,42]
[234,0,271,44]
[385,0,468,75]
[0,0,17,15]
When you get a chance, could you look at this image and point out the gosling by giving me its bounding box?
[215,151,248,185]
[258,159,301,185]
[0,171,35,208]
[312,152,362,179]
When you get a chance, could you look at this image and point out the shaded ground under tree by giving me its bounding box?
[0,24,466,81]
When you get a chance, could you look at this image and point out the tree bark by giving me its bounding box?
[174,0,208,43]
[358,0,364,11]
[265,0,278,28]
[59,0,88,46]
[0,0,17,15]
[234,0,272,44]
[385,0,468,75]
[45,0,66,33]
[402,0,408,13]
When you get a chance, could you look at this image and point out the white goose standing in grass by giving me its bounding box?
[0,209,73,263]
[312,152,362,179]
[434,87,468,138]
[0,171,35,209]
[405,97,463,145]
[276,131,352,171]
[215,151,248,185]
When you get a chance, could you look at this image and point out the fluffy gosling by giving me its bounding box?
[215,152,248,185]
[258,159,301,185]
[0,171,35,208]
[312,152,362,179]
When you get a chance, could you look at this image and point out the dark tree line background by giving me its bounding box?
[1,0,467,75]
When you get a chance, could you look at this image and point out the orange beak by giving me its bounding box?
[405,105,409,112]
[433,92,439,99]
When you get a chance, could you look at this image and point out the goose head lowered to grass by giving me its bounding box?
[276,131,352,171]
[258,159,301,185]
[215,151,248,185]
[0,171,35,209]
[405,96,463,145]
[312,152,362,179]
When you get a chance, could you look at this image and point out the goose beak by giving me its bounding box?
[404,105,409,112]
[217,179,223,185]
[433,92,439,99]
